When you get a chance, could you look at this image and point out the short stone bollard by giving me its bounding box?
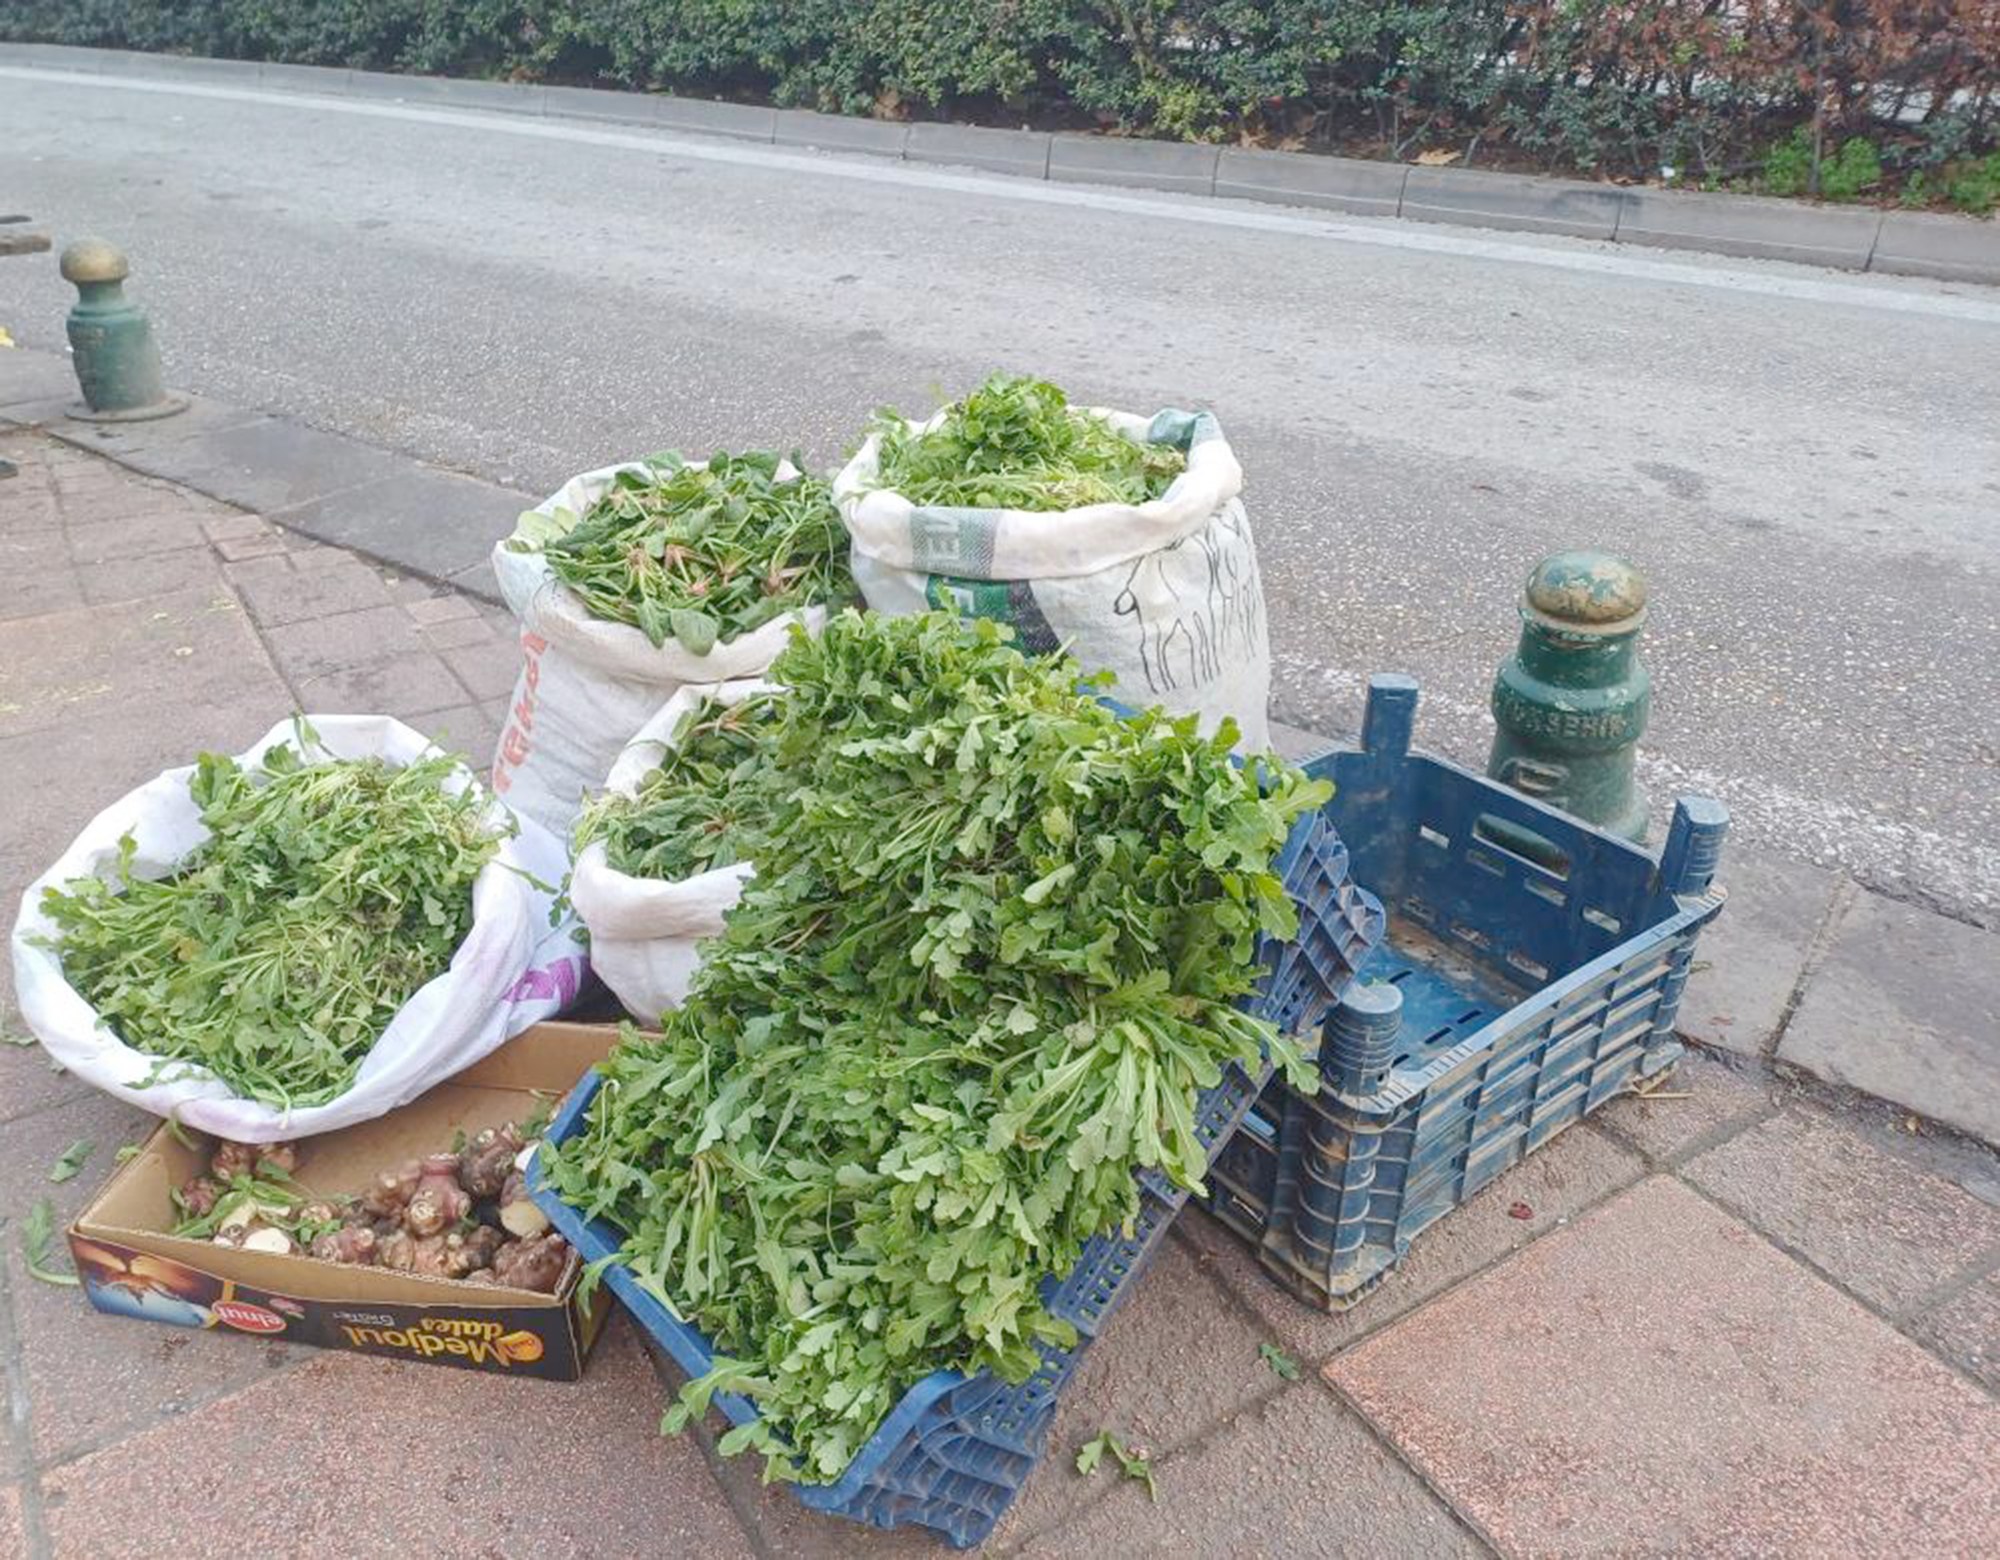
[61,238,186,421]
[1487,549,1652,843]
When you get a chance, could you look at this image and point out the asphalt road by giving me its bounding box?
[3,68,1997,926]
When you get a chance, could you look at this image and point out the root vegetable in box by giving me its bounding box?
[173,1124,571,1292]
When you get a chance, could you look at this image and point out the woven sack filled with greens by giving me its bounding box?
[11,715,577,1141]
[568,677,782,1019]
[490,450,852,835]
[834,374,1273,748]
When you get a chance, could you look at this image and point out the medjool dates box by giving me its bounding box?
[66,1023,615,1380]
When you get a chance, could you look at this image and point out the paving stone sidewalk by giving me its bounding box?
[1,425,1996,1558]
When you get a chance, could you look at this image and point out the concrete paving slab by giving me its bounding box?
[1780,888,2000,1145]
[906,123,1051,180]
[76,542,229,609]
[224,553,396,629]
[1403,166,1627,240]
[773,111,909,159]
[1911,1271,2000,1393]
[40,1315,754,1558]
[1328,1177,2000,1556]
[64,508,213,561]
[0,1026,95,1132]
[0,1486,23,1558]
[1213,149,1407,217]
[290,652,471,718]
[437,640,518,704]
[1871,210,2000,285]
[92,417,407,519]
[0,587,277,745]
[268,467,522,586]
[1677,850,1845,1057]
[416,612,501,652]
[1618,187,1883,268]
[986,1238,1289,1549]
[1591,1047,1783,1164]
[1049,136,1219,197]
[1183,1119,1643,1366]
[1012,1382,1479,1559]
[258,601,427,686]
[0,542,83,620]
[400,702,502,764]
[445,559,505,606]
[0,350,77,412]
[0,1090,313,1469]
[1684,1106,2000,1315]
[47,397,265,458]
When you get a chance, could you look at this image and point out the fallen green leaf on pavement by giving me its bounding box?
[1259,1341,1301,1380]
[48,1138,94,1184]
[1076,1430,1158,1501]
[21,1198,79,1286]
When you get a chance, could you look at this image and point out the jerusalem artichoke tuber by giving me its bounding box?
[498,1169,550,1238]
[458,1123,524,1198]
[491,1232,568,1292]
[404,1153,472,1236]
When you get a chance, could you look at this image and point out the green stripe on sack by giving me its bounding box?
[908,506,1001,575]
[1145,409,1223,451]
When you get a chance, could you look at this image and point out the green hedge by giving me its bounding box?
[4,3,1995,196]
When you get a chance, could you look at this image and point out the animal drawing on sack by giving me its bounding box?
[1113,509,1266,696]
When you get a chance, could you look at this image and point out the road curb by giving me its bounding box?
[6,41,1996,285]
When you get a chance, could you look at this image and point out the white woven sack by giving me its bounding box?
[834,407,1271,749]
[490,460,826,835]
[11,715,584,1142]
[569,680,777,1022]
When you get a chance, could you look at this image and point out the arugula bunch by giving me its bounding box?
[535,450,853,651]
[869,375,1186,511]
[541,611,1327,1483]
[39,730,502,1110]
[576,690,780,880]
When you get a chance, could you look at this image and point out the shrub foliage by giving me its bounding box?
[4,3,1994,195]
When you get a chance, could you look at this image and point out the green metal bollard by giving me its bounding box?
[61,239,185,422]
[1486,549,1651,842]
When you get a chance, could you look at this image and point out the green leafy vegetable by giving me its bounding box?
[531,450,852,650]
[48,1139,94,1184]
[1,1025,35,1047]
[576,690,781,879]
[869,375,1185,511]
[37,725,504,1110]
[1076,1431,1158,1500]
[1259,1341,1300,1381]
[541,610,1327,1485]
[21,1198,79,1286]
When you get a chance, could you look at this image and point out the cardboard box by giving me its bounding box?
[67,1022,617,1380]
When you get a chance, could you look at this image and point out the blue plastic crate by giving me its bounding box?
[529,809,1382,1549]
[1202,674,1728,1311]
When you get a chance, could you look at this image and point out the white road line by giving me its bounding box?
[8,63,2000,326]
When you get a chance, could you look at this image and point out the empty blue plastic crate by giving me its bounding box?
[529,808,1383,1548]
[1202,674,1727,1311]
